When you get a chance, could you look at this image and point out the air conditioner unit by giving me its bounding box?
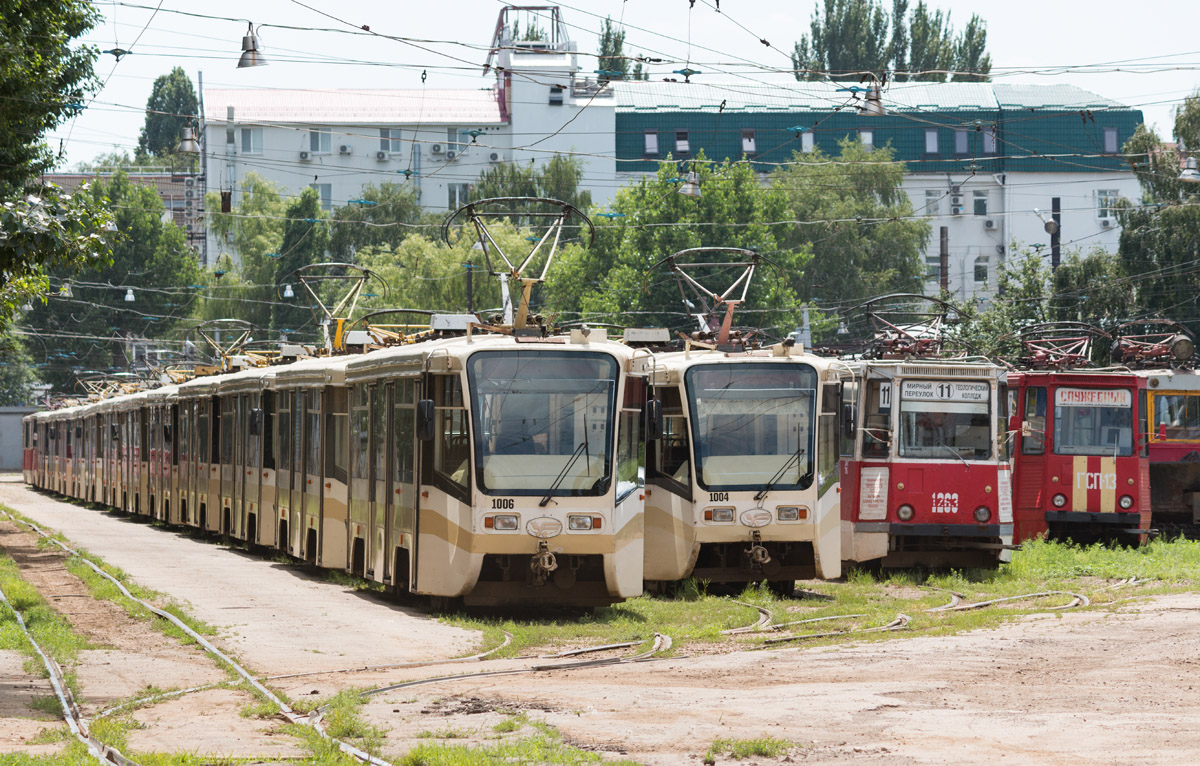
[1100,217,1115,228]
[185,223,194,232]
[184,177,195,188]
[488,151,501,163]
[339,144,352,155]
[951,185,961,195]
[430,143,444,154]
[950,195,964,206]
[951,205,964,216]
[446,150,458,160]
[375,150,388,161]
[184,189,195,199]
[984,218,997,230]
[299,151,310,161]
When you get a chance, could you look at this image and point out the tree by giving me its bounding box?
[0,328,38,405]
[596,17,647,82]
[271,187,330,339]
[771,137,929,306]
[791,0,990,82]
[1117,93,1200,333]
[948,251,1048,358]
[546,155,807,335]
[468,155,592,211]
[21,171,202,393]
[0,0,115,302]
[328,181,423,262]
[137,67,198,161]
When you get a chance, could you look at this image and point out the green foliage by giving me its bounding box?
[137,67,198,163]
[329,181,423,262]
[596,17,645,82]
[791,0,990,82]
[469,155,592,212]
[21,171,201,393]
[0,327,38,405]
[272,187,330,338]
[1048,249,1132,328]
[772,138,928,315]
[545,155,803,334]
[948,250,1048,357]
[706,736,792,761]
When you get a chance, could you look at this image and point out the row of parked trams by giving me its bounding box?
[20,200,1200,608]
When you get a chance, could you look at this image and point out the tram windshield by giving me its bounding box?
[897,380,992,460]
[1152,392,1200,441]
[684,363,817,492]
[468,350,618,496]
[1054,387,1133,456]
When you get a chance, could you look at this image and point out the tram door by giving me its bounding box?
[290,391,304,557]
[303,389,323,563]
[369,384,387,580]
[273,392,291,552]
[242,392,262,542]
[387,379,418,590]
[349,385,370,572]
[232,394,246,539]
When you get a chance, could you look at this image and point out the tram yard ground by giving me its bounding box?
[2,478,1200,764]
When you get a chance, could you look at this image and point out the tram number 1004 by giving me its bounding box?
[710,492,730,502]
[931,492,960,514]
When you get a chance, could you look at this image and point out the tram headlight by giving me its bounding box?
[490,514,518,531]
[896,504,915,522]
[973,506,992,523]
[705,507,735,523]
[1119,495,1134,510]
[1052,494,1067,508]
[568,514,597,531]
[777,506,808,521]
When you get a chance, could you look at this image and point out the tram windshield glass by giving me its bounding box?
[468,351,618,496]
[1054,387,1133,456]
[897,380,992,460]
[684,363,817,492]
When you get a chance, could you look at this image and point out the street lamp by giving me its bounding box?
[124,288,135,302]
[177,126,200,153]
[237,22,267,68]
[282,284,295,299]
[1181,156,1200,183]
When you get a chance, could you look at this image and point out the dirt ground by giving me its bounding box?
[2,477,1200,764]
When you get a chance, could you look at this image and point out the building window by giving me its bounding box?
[954,128,969,155]
[742,129,756,155]
[240,127,262,154]
[974,255,989,284]
[1103,127,1119,154]
[860,129,873,151]
[675,130,689,155]
[309,128,331,154]
[379,128,403,153]
[982,127,996,154]
[1098,189,1120,218]
[549,86,564,106]
[447,127,463,153]
[925,190,942,216]
[973,190,988,216]
[925,255,941,280]
[801,131,814,153]
[448,183,469,210]
[644,130,659,157]
[309,183,332,210]
[925,128,939,155]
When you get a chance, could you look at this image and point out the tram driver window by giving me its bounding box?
[650,387,690,494]
[1022,387,1046,454]
[428,375,470,501]
[1054,390,1133,456]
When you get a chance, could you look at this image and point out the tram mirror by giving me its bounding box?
[249,408,264,436]
[644,399,663,441]
[110,424,119,441]
[842,403,857,440]
[416,399,436,441]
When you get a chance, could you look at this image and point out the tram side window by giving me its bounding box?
[372,386,386,483]
[325,388,348,484]
[998,383,1011,461]
[818,384,839,492]
[1022,387,1046,454]
[1154,393,1200,441]
[617,377,645,502]
[170,406,179,465]
[179,405,189,465]
[862,380,892,458]
[1141,391,1150,457]
[393,379,415,488]
[428,375,470,501]
[306,393,321,477]
[262,391,275,470]
[247,395,260,469]
[220,397,235,465]
[294,392,304,473]
[650,387,690,492]
[139,414,147,460]
[209,398,220,463]
[351,384,369,481]
[276,393,290,473]
[197,403,210,464]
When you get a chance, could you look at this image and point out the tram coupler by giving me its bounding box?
[530,540,558,586]
[745,531,771,569]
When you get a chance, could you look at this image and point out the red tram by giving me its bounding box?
[840,296,1012,568]
[1005,323,1150,544]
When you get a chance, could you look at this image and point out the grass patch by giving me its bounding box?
[492,715,523,733]
[28,695,61,717]
[417,728,469,739]
[325,569,387,594]
[706,736,792,761]
[396,728,640,766]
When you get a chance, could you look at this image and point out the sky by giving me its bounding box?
[58,0,1200,169]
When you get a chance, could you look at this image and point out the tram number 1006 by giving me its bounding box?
[491,498,515,510]
[931,492,960,514]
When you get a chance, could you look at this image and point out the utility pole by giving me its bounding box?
[1051,196,1061,271]
[939,226,949,294]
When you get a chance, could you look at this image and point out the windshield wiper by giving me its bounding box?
[754,443,808,502]
[936,440,970,468]
[539,440,589,507]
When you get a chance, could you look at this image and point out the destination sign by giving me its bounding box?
[900,380,989,403]
[1055,388,1132,408]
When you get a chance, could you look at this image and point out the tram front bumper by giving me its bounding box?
[856,522,1012,540]
[1044,511,1146,535]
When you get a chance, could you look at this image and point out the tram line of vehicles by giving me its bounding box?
[20,200,1200,610]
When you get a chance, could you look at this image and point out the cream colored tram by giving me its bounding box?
[638,343,847,594]
[341,328,647,607]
